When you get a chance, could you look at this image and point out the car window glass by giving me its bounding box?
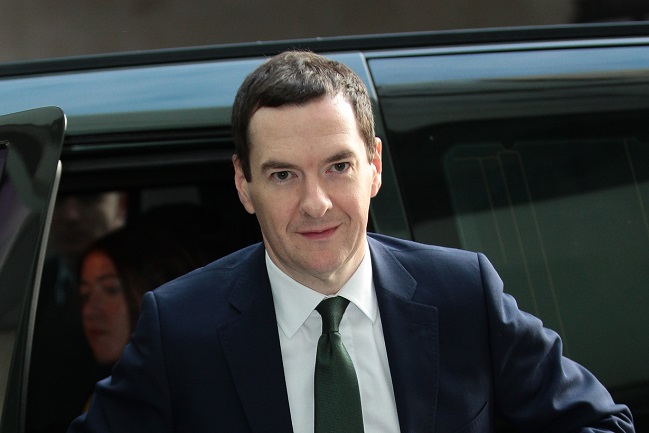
[386,110,649,422]
[444,136,649,384]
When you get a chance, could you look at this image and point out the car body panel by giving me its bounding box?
[0,107,65,433]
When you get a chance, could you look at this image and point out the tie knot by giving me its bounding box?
[316,297,350,333]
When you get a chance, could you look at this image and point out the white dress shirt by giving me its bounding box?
[267,242,401,433]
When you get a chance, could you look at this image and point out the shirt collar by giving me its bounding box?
[267,241,377,338]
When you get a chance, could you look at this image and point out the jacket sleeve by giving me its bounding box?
[67,291,173,433]
[478,253,635,433]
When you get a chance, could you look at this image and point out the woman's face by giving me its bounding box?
[79,250,131,364]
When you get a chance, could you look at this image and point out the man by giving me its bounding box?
[68,51,634,432]
[51,192,128,269]
[28,192,128,432]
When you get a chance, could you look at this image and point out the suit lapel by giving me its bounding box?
[369,238,440,433]
[216,240,439,433]
[218,246,294,433]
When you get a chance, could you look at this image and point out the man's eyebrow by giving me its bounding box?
[260,151,357,173]
[325,150,355,164]
[260,160,300,172]
[261,150,355,172]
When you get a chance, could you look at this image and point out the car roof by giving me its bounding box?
[2,22,649,137]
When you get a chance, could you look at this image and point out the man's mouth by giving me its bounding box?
[299,225,339,240]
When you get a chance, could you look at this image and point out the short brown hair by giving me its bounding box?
[231,50,376,181]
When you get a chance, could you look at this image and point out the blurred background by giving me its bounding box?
[1,0,648,62]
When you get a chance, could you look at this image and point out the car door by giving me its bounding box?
[0,107,65,433]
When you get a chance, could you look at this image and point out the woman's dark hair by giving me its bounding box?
[78,203,233,330]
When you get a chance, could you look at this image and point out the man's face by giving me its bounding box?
[234,95,382,294]
[51,192,126,262]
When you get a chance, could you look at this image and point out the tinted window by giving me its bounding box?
[372,44,649,427]
[25,128,263,433]
[385,108,649,427]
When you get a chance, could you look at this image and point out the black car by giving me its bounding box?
[1,22,648,432]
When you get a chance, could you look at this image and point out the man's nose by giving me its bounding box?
[300,177,332,218]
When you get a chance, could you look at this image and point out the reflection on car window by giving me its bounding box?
[443,137,649,388]
[387,111,649,423]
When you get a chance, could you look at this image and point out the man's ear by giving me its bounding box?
[370,138,382,198]
[233,155,256,215]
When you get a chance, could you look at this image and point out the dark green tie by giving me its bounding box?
[314,297,364,433]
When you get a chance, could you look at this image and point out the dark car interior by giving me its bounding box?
[23,126,262,433]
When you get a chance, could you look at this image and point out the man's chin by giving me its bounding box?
[299,255,356,280]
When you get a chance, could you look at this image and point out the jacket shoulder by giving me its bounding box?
[149,242,266,318]
[368,233,480,267]
[367,233,491,305]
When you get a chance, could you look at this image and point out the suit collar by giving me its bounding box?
[368,236,418,299]
[218,243,294,432]
[219,238,440,433]
[369,237,440,433]
[225,243,268,313]
[268,241,379,339]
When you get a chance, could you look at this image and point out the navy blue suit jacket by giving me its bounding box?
[68,234,634,433]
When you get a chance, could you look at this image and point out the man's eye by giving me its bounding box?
[330,162,350,173]
[271,171,291,181]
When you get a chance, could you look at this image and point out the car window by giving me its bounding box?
[371,45,649,428]
[445,123,649,384]
[24,126,263,432]
[385,109,649,424]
